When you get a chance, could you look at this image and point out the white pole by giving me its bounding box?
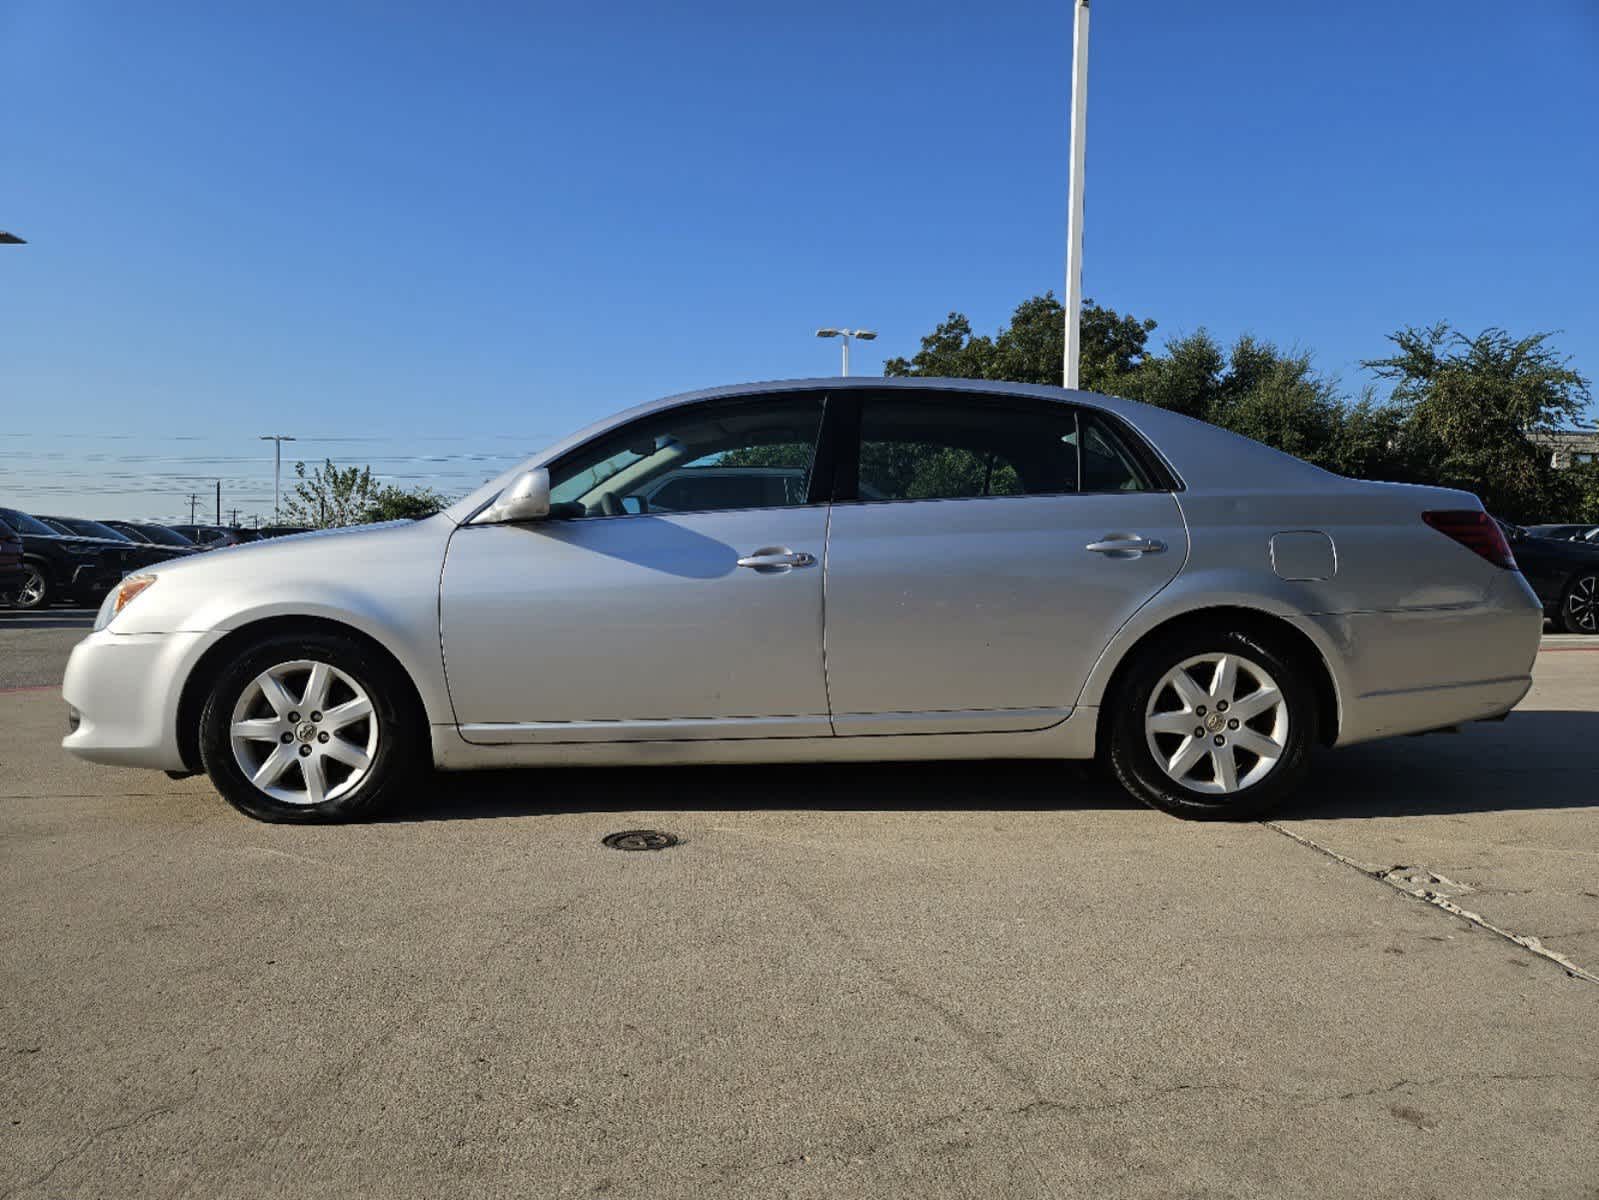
[841,334,851,377]
[261,434,296,520]
[1064,0,1090,390]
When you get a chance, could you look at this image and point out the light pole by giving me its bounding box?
[815,328,877,377]
[260,434,297,519]
[1064,0,1090,389]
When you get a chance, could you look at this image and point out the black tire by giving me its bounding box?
[12,561,53,610]
[1559,571,1598,635]
[198,630,423,822]
[1105,627,1317,821]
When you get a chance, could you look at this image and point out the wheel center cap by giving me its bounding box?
[1205,713,1226,733]
[296,722,317,743]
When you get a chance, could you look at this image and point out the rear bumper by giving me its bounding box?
[61,629,227,770]
[1314,572,1544,746]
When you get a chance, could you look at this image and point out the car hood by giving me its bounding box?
[20,532,123,552]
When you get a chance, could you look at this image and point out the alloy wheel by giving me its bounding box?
[229,659,378,805]
[17,567,47,609]
[1567,575,1598,634]
[1144,652,1289,794]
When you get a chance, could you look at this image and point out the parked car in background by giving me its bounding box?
[0,517,26,604]
[1526,523,1591,541]
[1499,521,1599,634]
[103,521,201,550]
[257,525,314,539]
[63,378,1544,824]
[38,516,199,569]
[0,505,129,610]
[171,524,245,549]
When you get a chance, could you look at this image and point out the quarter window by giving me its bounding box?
[546,395,825,518]
[1077,412,1155,492]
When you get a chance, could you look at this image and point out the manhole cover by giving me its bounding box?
[601,829,681,852]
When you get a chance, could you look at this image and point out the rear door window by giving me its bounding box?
[855,394,1080,502]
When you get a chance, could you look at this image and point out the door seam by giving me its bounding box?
[821,502,837,734]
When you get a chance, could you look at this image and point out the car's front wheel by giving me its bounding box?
[1106,628,1316,820]
[198,631,422,822]
[13,562,53,610]
[1560,571,1598,635]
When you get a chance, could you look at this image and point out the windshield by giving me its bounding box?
[53,518,132,541]
[0,506,61,537]
[133,523,195,547]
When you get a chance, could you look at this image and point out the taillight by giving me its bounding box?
[1423,510,1517,571]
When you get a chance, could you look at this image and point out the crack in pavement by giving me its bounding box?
[1264,822,1599,985]
[0,1097,190,1200]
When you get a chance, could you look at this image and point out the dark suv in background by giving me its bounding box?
[38,516,200,569]
[0,506,130,610]
[1500,520,1599,634]
[102,521,202,551]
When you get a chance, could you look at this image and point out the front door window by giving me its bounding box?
[547,396,825,518]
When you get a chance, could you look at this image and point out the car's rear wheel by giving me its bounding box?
[1560,572,1598,635]
[198,631,422,822]
[13,562,52,610]
[1106,627,1316,820]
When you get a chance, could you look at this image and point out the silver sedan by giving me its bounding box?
[62,379,1544,822]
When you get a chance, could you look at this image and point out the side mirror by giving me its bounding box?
[484,469,551,523]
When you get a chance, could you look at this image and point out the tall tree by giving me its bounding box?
[283,459,383,529]
[1363,325,1592,520]
[283,461,452,528]
[883,294,1156,394]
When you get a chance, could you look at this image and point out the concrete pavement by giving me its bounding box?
[1,631,1595,1199]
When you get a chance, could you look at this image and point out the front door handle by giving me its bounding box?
[737,547,817,573]
[1085,535,1167,556]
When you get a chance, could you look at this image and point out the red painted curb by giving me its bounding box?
[0,684,60,695]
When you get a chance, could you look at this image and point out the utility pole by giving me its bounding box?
[260,434,297,519]
[1063,0,1091,390]
[229,507,240,526]
[215,480,221,526]
[187,493,200,523]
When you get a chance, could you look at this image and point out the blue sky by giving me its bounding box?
[2,0,1596,523]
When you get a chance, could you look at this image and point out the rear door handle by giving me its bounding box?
[1085,535,1167,556]
[737,547,817,572]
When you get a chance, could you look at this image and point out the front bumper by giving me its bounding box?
[67,559,123,599]
[61,628,227,770]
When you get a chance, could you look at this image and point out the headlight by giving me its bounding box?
[94,574,157,631]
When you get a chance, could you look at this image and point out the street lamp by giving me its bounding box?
[260,434,297,519]
[815,328,877,377]
[1063,0,1090,389]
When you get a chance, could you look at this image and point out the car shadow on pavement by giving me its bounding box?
[0,612,97,630]
[1286,709,1599,819]
[384,710,1599,824]
[384,758,1141,823]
